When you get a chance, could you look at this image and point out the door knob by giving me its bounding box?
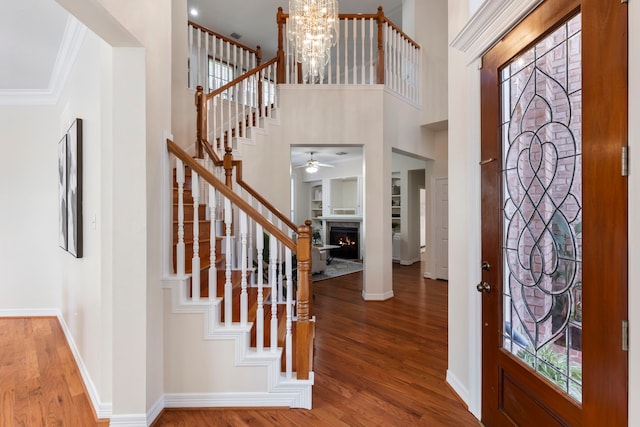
[476,281,491,293]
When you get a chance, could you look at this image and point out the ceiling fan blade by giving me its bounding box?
[317,162,334,168]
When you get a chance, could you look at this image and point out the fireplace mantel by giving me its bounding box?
[320,216,362,222]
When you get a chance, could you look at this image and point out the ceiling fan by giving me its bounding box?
[296,152,334,173]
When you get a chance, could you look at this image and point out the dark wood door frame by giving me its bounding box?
[480,0,628,425]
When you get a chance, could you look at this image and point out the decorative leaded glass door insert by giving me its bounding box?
[501,13,583,402]
[480,0,628,424]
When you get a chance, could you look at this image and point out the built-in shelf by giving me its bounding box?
[392,173,401,261]
[308,177,362,248]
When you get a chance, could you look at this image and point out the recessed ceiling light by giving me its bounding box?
[335,151,348,156]
[190,8,199,16]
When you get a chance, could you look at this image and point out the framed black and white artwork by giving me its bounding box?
[66,118,83,258]
[58,134,68,250]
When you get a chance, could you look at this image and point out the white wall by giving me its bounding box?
[0,106,61,309]
[56,28,112,406]
[415,0,449,126]
[278,85,393,300]
[447,0,481,417]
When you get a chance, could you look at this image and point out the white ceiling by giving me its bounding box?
[290,145,363,169]
[0,0,69,91]
[187,0,403,59]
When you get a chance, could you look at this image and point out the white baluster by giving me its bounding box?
[209,184,217,300]
[369,18,374,84]
[224,197,233,325]
[403,36,408,98]
[344,19,349,84]
[277,242,284,303]
[176,159,185,276]
[188,25,194,89]
[336,20,341,84]
[328,34,333,84]
[270,234,278,351]
[191,170,200,300]
[234,80,239,141]
[285,246,293,379]
[196,27,202,88]
[256,223,264,351]
[285,24,291,84]
[352,18,357,84]
[240,211,248,326]
[247,195,254,285]
[204,31,209,92]
[361,18,365,84]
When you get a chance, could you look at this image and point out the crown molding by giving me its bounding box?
[0,15,87,106]
[450,0,543,65]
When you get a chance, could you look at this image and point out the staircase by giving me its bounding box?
[159,9,422,412]
[162,57,314,407]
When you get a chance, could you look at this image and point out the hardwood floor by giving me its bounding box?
[156,262,480,426]
[0,262,479,426]
[0,317,109,426]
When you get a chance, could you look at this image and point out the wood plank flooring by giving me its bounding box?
[0,262,479,426]
[0,317,109,426]
[156,261,480,426]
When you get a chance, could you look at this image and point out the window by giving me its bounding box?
[208,56,234,94]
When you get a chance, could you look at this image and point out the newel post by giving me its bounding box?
[277,7,286,84]
[376,6,385,85]
[195,85,205,158]
[296,220,314,380]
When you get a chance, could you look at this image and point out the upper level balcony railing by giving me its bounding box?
[276,7,421,104]
[187,7,421,105]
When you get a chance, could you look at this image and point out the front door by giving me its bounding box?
[480,0,628,425]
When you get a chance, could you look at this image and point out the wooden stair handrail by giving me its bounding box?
[206,57,279,101]
[195,84,297,233]
[203,140,298,233]
[276,7,419,49]
[232,154,299,232]
[189,20,262,57]
[168,138,296,252]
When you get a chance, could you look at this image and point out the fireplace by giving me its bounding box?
[329,226,359,259]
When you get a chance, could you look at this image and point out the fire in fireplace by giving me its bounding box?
[329,226,359,259]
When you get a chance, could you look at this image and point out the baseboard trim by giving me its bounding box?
[361,290,394,301]
[163,389,312,409]
[56,311,113,419]
[423,271,432,278]
[400,256,421,266]
[0,308,59,317]
[146,396,166,426]
[108,414,147,426]
[446,369,470,407]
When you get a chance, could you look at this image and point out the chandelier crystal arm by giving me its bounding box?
[288,0,339,81]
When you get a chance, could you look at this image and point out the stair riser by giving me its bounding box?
[173,243,212,273]
[173,221,212,244]
[173,204,206,221]
[173,189,195,204]
[172,171,193,189]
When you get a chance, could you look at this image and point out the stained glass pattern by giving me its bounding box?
[500,14,583,402]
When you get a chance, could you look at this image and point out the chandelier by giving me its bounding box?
[288,0,339,81]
